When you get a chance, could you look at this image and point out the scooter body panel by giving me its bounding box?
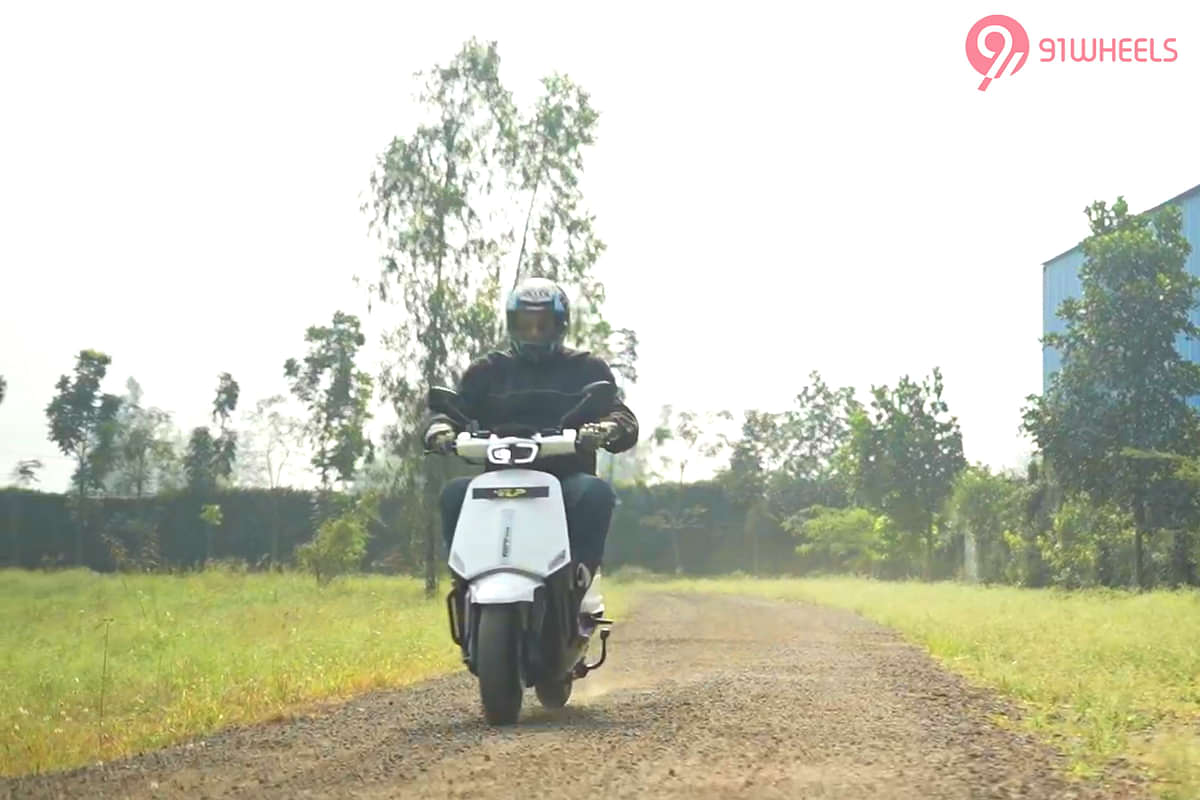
[448,469,571,583]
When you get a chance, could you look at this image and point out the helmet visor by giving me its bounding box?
[511,308,558,345]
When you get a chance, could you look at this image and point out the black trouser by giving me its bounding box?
[440,473,616,574]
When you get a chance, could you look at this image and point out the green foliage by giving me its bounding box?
[844,367,966,578]
[1022,196,1200,587]
[284,311,374,489]
[45,350,123,499]
[788,505,878,574]
[104,378,176,498]
[945,465,1026,583]
[199,503,223,528]
[184,427,219,493]
[296,492,380,585]
[1040,494,1136,589]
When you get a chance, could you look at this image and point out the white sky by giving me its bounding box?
[3,0,1199,491]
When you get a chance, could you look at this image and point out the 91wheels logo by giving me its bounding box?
[966,15,1028,91]
[966,14,1179,92]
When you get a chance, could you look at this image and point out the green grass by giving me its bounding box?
[9,567,1198,798]
[0,567,460,777]
[606,573,1200,799]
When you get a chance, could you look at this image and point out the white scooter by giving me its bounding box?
[427,381,615,725]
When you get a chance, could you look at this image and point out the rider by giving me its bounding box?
[422,277,639,587]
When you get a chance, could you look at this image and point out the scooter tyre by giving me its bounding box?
[477,604,524,725]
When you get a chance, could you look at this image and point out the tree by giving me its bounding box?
[645,406,732,573]
[45,349,122,565]
[284,311,374,489]
[786,506,879,575]
[106,378,175,497]
[212,372,239,481]
[198,503,223,567]
[772,372,861,518]
[363,39,621,596]
[718,410,780,574]
[845,367,966,579]
[238,395,303,489]
[184,373,241,493]
[184,427,219,493]
[512,73,610,351]
[1022,196,1200,589]
[945,465,1025,583]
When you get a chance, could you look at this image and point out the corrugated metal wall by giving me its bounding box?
[1042,187,1200,409]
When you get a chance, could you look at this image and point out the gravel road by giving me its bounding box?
[3,591,1150,799]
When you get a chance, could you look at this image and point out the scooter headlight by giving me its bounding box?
[486,441,539,465]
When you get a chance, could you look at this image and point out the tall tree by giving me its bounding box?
[212,372,240,480]
[511,73,610,351]
[184,427,219,493]
[772,372,861,519]
[184,373,241,493]
[845,367,966,579]
[1022,196,1200,589]
[284,311,374,489]
[718,409,780,574]
[45,349,122,564]
[364,39,622,595]
[238,394,303,489]
[644,406,732,573]
[106,378,175,497]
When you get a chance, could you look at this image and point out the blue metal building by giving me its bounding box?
[1042,181,1200,408]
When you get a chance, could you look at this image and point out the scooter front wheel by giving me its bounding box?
[476,604,524,725]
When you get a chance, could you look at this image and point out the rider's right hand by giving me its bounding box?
[424,422,457,454]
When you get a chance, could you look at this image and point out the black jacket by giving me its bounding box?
[423,347,639,478]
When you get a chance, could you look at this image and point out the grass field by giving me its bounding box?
[5,568,1198,798]
[604,573,1200,800]
[0,567,461,777]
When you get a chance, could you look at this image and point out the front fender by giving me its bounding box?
[469,572,543,604]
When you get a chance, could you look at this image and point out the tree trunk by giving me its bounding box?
[923,521,934,582]
[271,492,281,571]
[424,459,439,598]
[75,475,86,568]
[7,499,20,568]
[670,529,683,575]
[1171,528,1195,586]
[1132,495,1146,591]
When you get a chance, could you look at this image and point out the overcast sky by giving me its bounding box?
[3,0,1199,491]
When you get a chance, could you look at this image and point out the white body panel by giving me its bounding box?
[448,469,570,583]
[468,572,543,604]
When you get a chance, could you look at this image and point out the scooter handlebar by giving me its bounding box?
[437,430,582,462]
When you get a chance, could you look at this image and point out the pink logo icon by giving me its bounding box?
[966,15,1029,91]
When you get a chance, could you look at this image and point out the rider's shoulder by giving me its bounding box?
[558,346,592,361]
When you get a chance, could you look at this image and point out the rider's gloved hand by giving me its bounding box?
[577,421,619,450]
[424,422,457,454]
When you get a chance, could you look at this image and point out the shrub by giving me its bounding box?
[297,492,380,585]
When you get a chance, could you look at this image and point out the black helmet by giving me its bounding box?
[506,277,570,362]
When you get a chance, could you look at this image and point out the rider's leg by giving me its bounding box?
[560,473,617,578]
[439,476,473,555]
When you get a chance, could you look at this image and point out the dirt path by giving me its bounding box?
[4,592,1149,799]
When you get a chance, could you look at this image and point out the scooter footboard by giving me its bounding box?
[469,572,543,604]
